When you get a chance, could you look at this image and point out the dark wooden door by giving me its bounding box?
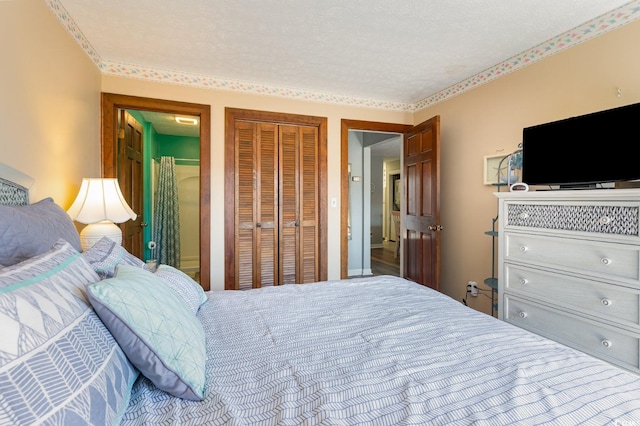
[403,116,441,290]
[118,110,144,259]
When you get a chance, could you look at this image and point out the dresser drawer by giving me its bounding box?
[506,202,640,238]
[504,264,640,328]
[504,232,640,282]
[505,295,640,372]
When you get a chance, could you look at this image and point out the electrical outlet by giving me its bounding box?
[466,281,478,297]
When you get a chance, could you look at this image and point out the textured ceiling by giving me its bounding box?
[51,0,638,111]
[138,111,200,137]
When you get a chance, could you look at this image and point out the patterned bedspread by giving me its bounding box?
[122,275,640,425]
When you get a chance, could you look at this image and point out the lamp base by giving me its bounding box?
[79,221,122,251]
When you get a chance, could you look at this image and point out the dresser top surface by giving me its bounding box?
[495,188,640,201]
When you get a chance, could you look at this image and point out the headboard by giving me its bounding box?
[0,162,34,206]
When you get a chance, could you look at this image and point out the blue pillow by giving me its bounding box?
[154,264,207,314]
[82,236,149,278]
[87,264,207,400]
[0,197,82,266]
[0,239,138,425]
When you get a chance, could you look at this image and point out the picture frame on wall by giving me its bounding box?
[483,153,510,185]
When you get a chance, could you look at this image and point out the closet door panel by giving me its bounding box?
[279,126,300,284]
[235,122,256,290]
[258,124,279,287]
[300,126,319,283]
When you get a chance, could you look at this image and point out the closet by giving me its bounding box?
[224,108,328,290]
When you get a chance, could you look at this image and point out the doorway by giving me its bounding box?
[340,120,411,279]
[126,109,201,280]
[341,117,442,289]
[346,131,402,277]
[101,93,212,291]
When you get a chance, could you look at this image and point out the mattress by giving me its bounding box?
[122,275,640,425]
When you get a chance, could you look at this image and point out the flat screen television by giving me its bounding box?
[522,102,640,189]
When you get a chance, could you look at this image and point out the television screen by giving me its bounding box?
[522,102,640,188]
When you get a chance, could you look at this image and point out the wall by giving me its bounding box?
[156,134,200,160]
[347,131,365,275]
[369,155,384,247]
[174,164,200,275]
[0,0,101,206]
[384,159,401,242]
[414,18,640,314]
[101,77,410,289]
[4,0,639,303]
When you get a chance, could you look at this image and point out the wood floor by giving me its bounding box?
[370,240,400,276]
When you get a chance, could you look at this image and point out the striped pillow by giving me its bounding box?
[154,264,207,314]
[82,236,149,279]
[0,239,139,425]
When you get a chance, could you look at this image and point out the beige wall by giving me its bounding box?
[100,77,411,289]
[3,0,640,307]
[416,19,640,313]
[0,0,101,206]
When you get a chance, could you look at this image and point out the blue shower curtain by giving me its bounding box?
[153,156,180,267]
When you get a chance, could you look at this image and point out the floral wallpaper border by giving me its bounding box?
[45,0,640,112]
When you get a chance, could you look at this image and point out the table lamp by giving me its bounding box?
[67,178,137,251]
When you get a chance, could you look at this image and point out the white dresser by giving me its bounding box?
[496,189,640,374]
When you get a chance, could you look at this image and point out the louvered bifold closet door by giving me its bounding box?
[234,121,278,290]
[299,126,320,283]
[279,125,319,285]
[279,126,300,284]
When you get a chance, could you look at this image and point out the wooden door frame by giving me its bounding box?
[101,93,211,291]
[225,108,328,289]
[340,120,412,279]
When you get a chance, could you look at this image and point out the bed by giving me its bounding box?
[2,168,640,425]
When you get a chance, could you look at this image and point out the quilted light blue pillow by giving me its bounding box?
[87,264,207,401]
[154,264,207,314]
[82,236,149,279]
[0,239,138,425]
[0,197,82,266]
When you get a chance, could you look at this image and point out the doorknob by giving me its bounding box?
[428,224,444,231]
[140,222,148,227]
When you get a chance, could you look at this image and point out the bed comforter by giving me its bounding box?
[122,275,640,425]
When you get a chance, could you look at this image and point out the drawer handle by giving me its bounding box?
[519,213,529,219]
[600,257,612,265]
[601,339,613,349]
[520,246,528,253]
[600,298,612,307]
[519,312,527,319]
[599,216,612,225]
[520,278,528,286]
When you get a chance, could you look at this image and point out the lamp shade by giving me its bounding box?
[67,178,137,224]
